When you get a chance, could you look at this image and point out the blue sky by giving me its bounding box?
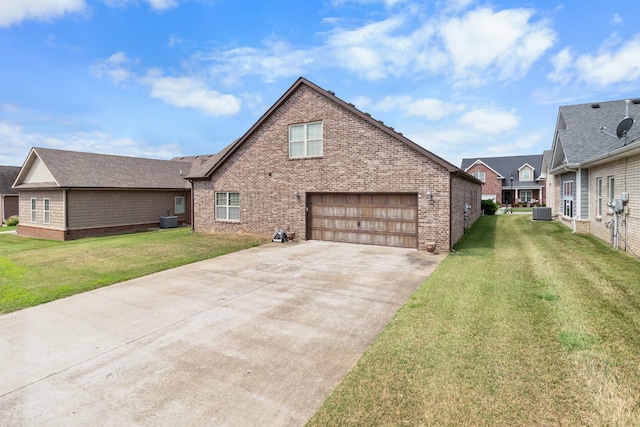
[2,0,640,168]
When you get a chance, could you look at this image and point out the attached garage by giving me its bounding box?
[307,193,418,248]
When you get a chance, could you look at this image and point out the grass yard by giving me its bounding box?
[308,215,640,426]
[0,228,269,314]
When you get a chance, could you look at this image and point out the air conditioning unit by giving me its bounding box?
[532,207,552,221]
[160,216,178,228]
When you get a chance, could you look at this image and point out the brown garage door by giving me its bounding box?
[308,193,418,248]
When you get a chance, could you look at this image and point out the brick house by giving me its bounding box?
[187,77,482,252]
[1,166,20,224]
[461,154,546,206]
[13,148,195,240]
[548,98,640,252]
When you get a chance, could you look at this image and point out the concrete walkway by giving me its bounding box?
[0,240,445,426]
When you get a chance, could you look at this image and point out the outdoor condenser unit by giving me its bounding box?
[532,207,552,221]
[160,216,178,228]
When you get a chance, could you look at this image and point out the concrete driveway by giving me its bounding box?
[0,240,445,426]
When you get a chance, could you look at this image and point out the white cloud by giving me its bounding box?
[547,47,574,84]
[142,69,241,116]
[574,35,640,86]
[90,51,136,85]
[376,96,460,120]
[611,14,622,25]
[458,108,520,134]
[0,0,86,27]
[145,0,179,10]
[439,7,556,85]
[0,120,181,165]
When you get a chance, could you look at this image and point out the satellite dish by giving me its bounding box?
[616,117,634,138]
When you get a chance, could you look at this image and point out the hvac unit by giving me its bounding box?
[160,216,178,228]
[532,207,552,221]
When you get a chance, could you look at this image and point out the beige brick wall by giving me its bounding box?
[589,154,640,253]
[450,174,482,248]
[194,85,480,251]
[18,190,65,231]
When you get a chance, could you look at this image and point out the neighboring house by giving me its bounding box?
[461,155,546,206]
[187,77,482,252]
[0,166,20,223]
[548,98,640,252]
[12,148,195,240]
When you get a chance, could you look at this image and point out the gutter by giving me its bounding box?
[581,140,640,168]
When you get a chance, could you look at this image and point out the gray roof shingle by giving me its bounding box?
[0,166,21,194]
[554,98,640,169]
[15,148,194,190]
[461,154,543,187]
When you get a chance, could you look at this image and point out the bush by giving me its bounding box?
[481,199,500,215]
[5,215,19,226]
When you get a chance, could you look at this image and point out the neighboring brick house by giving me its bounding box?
[461,155,546,206]
[0,166,20,224]
[548,98,640,252]
[187,77,482,252]
[13,148,195,240]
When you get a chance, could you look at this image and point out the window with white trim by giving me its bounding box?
[289,122,322,158]
[562,180,574,217]
[596,178,602,217]
[175,196,185,214]
[520,190,533,202]
[31,198,37,222]
[608,176,615,205]
[216,192,240,221]
[43,198,50,224]
[472,171,485,182]
[521,168,532,181]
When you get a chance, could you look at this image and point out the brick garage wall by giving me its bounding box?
[194,84,475,252]
[465,163,502,203]
[450,174,482,248]
[588,154,640,253]
[17,224,65,240]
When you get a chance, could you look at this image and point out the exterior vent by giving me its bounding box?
[532,207,552,221]
[591,104,600,109]
[633,99,640,105]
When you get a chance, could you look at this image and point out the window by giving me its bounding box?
[43,199,50,224]
[521,168,532,181]
[31,198,37,222]
[520,190,533,202]
[562,180,574,217]
[608,176,615,205]
[596,178,602,217]
[289,122,322,158]
[175,196,185,215]
[472,171,486,182]
[216,192,240,221]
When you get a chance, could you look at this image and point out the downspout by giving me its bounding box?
[189,180,194,232]
[64,189,69,239]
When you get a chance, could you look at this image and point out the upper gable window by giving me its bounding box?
[520,167,533,181]
[472,171,485,182]
[289,122,322,158]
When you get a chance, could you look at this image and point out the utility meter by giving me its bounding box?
[612,198,624,213]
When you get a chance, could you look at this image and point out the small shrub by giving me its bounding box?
[481,199,500,215]
[5,215,19,226]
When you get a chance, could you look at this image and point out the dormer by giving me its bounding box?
[518,163,535,182]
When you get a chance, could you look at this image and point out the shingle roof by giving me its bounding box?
[461,154,543,187]
[0,166,21,194]
[187,77,472,181]
[552,98,640,170]
[14,148,194,190]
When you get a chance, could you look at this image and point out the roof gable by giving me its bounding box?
[551,98,640,170]
[14,147,194,190]
[188,77,466,180]
[518,163,535,171]
[463,159,504,178]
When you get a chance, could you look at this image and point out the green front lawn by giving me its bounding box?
[308,215,640,426]
[0,228,269,314]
